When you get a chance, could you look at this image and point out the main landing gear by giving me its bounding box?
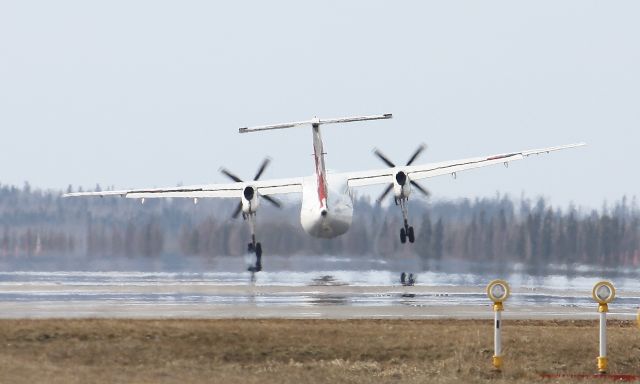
[400,272,416,286]
[247,240,262,272]
[219,158,283,276]
[372,145,430,245]
[397,198,415,244]
[400,225,415,244]
[246,215,262,273]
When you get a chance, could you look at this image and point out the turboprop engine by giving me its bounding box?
[220,158,282,219]
[392,170,411,202]
[374,144,431,204]
[241,185,259,216]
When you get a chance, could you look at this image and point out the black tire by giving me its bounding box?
[408,226,415,243]
[400,272,406,285]
[255,243,263,272]
[248,243,254,253]
[400,228,407,244]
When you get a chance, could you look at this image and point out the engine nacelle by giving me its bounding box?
[241,186,259,215]
[393,170,411,200]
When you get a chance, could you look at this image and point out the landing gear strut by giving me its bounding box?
[397,198,415,244]
[245,214,263,273]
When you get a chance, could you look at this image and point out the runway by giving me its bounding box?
[0,270,638,319]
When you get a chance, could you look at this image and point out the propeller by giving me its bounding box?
[220,158,282,219]
[373,144,431,202]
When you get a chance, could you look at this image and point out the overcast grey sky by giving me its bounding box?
[1,1,638,208]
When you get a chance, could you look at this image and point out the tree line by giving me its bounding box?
[0,182,639,267]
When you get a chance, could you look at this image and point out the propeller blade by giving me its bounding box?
[231,202,243,219]
[410,180,431,197]
[253,158,271,181]
[262,194,282,208]
[220,168,244,183]
[373,148,396,168]
[376,184,394,203]
[406,143,427,166]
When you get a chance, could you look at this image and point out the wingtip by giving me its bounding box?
[567,142,587,149]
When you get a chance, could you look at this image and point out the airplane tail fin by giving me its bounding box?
[238,113,392,211]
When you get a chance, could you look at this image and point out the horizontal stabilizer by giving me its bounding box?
[239,113,392,133]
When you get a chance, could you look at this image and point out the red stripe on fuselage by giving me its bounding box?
[314,151,327,209]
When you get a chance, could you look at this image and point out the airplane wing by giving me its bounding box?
[345,142,586,188]
[64,177,304,200]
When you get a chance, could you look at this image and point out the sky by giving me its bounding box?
[1,1,638,208]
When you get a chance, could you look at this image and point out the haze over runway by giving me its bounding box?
[1,1,639,208]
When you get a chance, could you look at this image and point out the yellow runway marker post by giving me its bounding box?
[486,279,510,371]
[592,281,616,374]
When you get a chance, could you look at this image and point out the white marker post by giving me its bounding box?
[592,281,616,374]
[486,279,510,371]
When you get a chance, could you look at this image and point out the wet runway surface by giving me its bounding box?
[0,270,638,319]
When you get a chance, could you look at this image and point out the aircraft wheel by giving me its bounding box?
[248,242,254,253]
[400,228,407,244]
[255,243,263,272]
[408,226,415,243]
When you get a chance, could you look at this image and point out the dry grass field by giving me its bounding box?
[0,319,638,383]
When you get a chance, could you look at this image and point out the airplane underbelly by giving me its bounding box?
[300,182,353,239]
[301,209,352,238]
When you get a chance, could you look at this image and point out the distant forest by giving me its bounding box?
[1,182,639,267]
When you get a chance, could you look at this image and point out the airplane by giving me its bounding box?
[65,114,585,272]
